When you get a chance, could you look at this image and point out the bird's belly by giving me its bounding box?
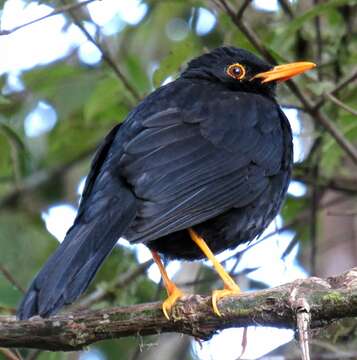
[145,207,268,260]
[144,173,289,260]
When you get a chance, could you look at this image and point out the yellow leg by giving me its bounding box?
[151,250,184,320]
[188,228,241,316]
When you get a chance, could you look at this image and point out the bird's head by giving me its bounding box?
[182,47,316,96]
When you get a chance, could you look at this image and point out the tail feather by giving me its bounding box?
[17,184,136,320]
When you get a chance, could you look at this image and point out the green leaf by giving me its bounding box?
[0,120,31,179]
[307,80,335,96]
[153,38,198,88]
[321,114,357,175]
[0,95,11,105]
[275,0,353,40]
[0,211,57,296]
[281,196,309,224]
[264,44,290,64]
[84,76,130,124]
[23,63,101,119]
[125,55,151,95]
[0,121,25,152]
[0,135,12,186]
[36,352,63,360]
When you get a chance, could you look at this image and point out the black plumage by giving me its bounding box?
[18,47,313,320]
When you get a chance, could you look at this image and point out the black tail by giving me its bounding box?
[17,124,138,319]
[17,184,136,320]
[17,166,136,319]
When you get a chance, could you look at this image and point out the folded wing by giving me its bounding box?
[121,90,285,243]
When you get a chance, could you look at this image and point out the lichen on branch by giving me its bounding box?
[0,267,356,351]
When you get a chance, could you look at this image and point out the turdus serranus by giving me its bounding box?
[18,47,315,320]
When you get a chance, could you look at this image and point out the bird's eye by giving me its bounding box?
[226,63,246,80]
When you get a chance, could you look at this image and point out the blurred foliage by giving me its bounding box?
[0,0,356,359]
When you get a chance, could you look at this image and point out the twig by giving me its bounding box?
[309,339,356,357]
[277,0,294,19]
[13,350,23,360]
[62,0,140,102]
[281,104,307,112]
[215,0,275,62]
[0,123,25,188]
[0,0,98,36]
[294,168,357,194]
[25,350,42,360]
[314,69,357,110]
[0,265,25,294]
[0,146,95,210]
[76,259,153,308]
[222,192,352,266]
[305,106,357,164]
[1,267,357,351]
[309,143,322,276]
[324,93,357,117]
[176,267,256,288]
[329,69,357,96]
[291,292,311,360]
[239,327,248,359]
[0,348,21,360]
[313,0,323,80]
[236,0,252,20]
[326,209,357,216]
[276,0,308,70]
[279,53,357,165]
[0,307,16,315]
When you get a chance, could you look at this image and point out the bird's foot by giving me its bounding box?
[188,229,242,316]
[212,283,241,317]
[162,284,184,320]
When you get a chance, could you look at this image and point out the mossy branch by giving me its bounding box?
[0,268,356,351]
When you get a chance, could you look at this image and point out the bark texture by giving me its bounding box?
[0,267,356,351]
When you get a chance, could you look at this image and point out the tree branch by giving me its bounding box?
[75,259,153,309]
[0,0,98,36]
[62,0,141,102]
[236,0,252,20]
[0,265,25,294]
[0,147,95,210]
[0,348,21,360]
[1,268,356,351]
[277,0,294,19]
[293,166,357,194]
[324,93,357,117]
[313,69,357,110]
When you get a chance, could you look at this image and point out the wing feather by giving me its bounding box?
[121,87,285,243]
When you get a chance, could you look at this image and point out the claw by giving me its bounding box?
[212,284,240,317]
[162,285,184,320]
[150,250,185,320]
[188,229,242,317]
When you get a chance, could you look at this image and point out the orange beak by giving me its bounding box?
[253,61,316,83]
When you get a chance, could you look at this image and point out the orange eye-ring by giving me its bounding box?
[226,63,246,80]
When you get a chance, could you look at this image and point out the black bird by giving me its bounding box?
[18,47,315,320]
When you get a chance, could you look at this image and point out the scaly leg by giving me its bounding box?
[151,250,184,320]
[188,228,240,316]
